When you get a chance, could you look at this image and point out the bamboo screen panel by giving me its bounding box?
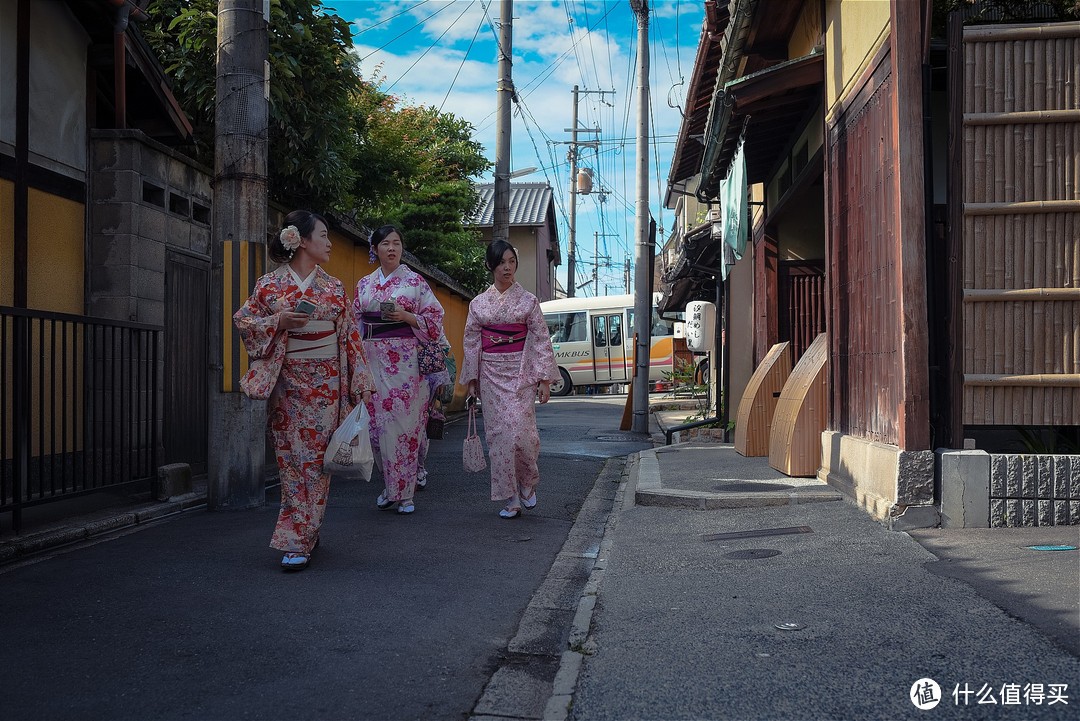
[827,53,902,445]
[961,23,1080,426]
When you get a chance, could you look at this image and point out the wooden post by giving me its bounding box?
[890,0,931,451]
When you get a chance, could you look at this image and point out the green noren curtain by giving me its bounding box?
[719,139,747,280]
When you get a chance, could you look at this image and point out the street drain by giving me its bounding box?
[704,526,812,542]
[724,549,782,559]
[596,434,647,442]
[711,482,796,492]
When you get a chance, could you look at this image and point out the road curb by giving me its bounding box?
[631,447,843,509]
[0,491,207,567]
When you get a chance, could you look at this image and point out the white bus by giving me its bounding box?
[540,293,687,396]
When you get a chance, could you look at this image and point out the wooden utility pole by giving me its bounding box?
[493,0,513,245]
[630,0,651,434]
[208,0,269,510]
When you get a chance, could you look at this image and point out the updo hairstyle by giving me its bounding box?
[269,209,327,264]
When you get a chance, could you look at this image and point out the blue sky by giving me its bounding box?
[331,0,704,295]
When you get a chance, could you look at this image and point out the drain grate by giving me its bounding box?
[724,549,782,559]
[711,482,796,493]
[704,526,812,542]
[596,434,647,442]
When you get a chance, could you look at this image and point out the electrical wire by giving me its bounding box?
[386,0,476,93]
[354,0,431,37]
[359,0,455,63]
[439,3,486,113]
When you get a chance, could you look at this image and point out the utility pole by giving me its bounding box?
[630,0,650,434]
[593,232,617,296]
[493,0,513,245]
[565,86,611,297]
[208,0,269,510]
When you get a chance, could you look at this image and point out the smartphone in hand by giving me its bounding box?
[380,300,397,320]
[294,299,317,315]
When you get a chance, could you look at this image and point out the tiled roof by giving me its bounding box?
[469,183,554,227]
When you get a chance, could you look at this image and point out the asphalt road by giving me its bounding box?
[0,395,650,721]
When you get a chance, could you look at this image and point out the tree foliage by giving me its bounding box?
[142,0,491,291]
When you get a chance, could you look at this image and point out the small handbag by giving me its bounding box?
[462,402,486,473]
[418,338,447,376]
[426,406,445,440]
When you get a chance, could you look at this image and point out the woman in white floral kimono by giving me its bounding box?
[353,225,445,514]
[460,240,558,518]
[234,210,374,571]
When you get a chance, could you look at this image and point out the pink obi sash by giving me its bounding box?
[361,312,413,340]
[481,323,528,353]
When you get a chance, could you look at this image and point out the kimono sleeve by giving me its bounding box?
[458,301,482,386]
[522,298,559,385]
[233,276,282,359]
[343,301,375,403]
[411,277,445,343]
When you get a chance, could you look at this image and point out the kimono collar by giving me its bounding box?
[492,281,519,298]
[377,264,407,285]
[288,265,319,292]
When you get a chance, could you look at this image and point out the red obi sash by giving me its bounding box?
[481,323,528,353]
[360,312,413,340]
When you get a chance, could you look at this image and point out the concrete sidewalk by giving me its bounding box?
[538,407,1080,720]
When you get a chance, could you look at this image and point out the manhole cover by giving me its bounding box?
[723,549,782,559]
[712,482,796,492]
[596,435,645,442]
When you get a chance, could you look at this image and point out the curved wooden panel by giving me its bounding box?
[734,342,792,457]
[769,334,828,477]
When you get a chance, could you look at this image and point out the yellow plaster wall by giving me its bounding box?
[824,0,890,109]
[789,0,824,58]
[26,189,84,314]
[321,227,471,394]
[0,179,12,306]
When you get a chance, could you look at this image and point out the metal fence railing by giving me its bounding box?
[1,307,162,533]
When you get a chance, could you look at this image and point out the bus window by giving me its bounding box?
[544,311,588,343]
[651,308,679,337]
[593,315,607,347]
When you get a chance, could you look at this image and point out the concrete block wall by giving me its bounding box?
[989,454,1080,527]
[87,129,212,327]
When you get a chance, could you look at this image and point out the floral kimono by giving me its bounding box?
[459,282,558,503]
[234,265,373,554]
[353,264,444,503]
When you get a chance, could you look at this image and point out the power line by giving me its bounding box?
[354,0,432,37]
[386,0,476,93]
[439,3,486,113]
[359,1,455,63]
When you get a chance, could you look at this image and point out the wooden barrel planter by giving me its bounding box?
[769,334,828,477]
[734,342,792,457]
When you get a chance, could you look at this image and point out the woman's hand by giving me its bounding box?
[537,381,551,404]
[361,390,373,405]
[385,308,418,327]
[277,311,309,331]
[467,381,479,400]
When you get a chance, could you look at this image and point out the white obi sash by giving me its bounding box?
[286,320,337,359]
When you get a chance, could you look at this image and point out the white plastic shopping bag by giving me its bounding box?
[323,403,374,480]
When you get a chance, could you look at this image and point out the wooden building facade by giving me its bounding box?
[666,0,1078,527]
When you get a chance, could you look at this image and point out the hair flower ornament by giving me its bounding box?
[279,225,302,252]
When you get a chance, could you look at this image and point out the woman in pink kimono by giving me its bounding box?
[353,225,445,514]
[234,210,374,572]
[460,240,558,518]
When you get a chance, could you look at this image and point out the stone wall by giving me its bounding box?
[87,129,212,326]
[989,454,1080,527]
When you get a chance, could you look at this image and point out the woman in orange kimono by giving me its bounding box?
[234,210,374,571]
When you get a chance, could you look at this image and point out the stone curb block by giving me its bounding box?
[635,488,843,509]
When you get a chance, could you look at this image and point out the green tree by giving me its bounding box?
[144,0,364,213]
[142,0,492,291]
